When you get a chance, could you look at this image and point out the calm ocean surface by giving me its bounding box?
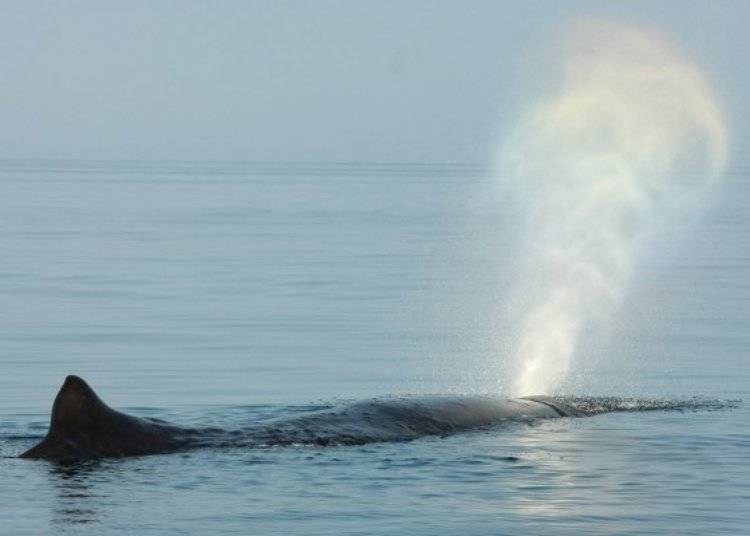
[1,161,748,534]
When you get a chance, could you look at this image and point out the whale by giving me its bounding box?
[20,375,578,462]
[20,375,729,462]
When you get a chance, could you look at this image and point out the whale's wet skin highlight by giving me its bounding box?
[1,161,749,534]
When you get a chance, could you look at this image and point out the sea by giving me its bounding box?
[0,160,748,535]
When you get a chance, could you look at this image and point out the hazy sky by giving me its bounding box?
[1,1,748,162]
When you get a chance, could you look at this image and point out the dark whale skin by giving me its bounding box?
[20,376,575,461]
[20,376,202,461]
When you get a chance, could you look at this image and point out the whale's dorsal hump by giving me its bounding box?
[49,375,111,432]
[22,375,187,460]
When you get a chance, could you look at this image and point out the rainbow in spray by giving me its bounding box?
[501,20,728,396]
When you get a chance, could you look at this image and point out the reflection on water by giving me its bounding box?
[501,420,582,521]
[50,462,104,526]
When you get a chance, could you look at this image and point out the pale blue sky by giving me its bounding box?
[1,0,747,162]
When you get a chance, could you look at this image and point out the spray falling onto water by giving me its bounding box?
[502,21,727,396]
